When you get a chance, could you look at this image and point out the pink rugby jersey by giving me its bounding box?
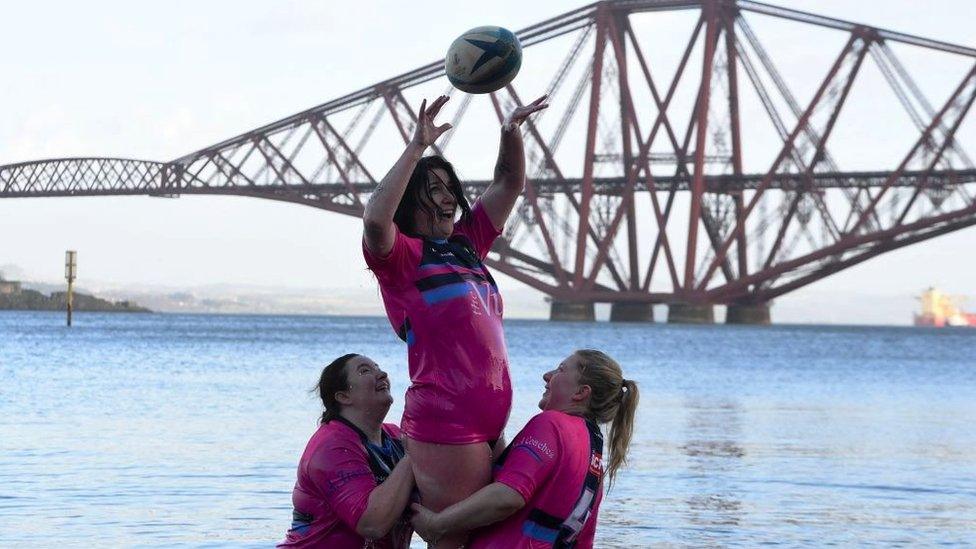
[469,411,605,549]
[278,420,410,549]
[363,201,512,445]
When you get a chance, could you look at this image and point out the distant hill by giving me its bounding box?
[0,287,150,313]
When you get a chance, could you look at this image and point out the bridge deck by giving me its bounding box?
[1,159,973,198]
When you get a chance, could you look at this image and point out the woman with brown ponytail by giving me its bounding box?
[279,354,415,548]
[410,349,639,548]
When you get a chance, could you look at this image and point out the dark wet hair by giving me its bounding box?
[314,353,359,424]
[393,155,471,238]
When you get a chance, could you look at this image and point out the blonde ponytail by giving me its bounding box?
[574,350,640,489]
[608,378,639,488]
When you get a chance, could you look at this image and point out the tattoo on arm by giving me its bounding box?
[494,157,513,179]
[367,181,390,206]
[494,128,523,184]
[365,140,425,223]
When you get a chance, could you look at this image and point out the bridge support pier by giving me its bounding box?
[550,300,596,322]
[667,303,714,324]
[609,302,654,322]
[726,302,771,325]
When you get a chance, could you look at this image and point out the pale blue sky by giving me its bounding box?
[1,0,975,322]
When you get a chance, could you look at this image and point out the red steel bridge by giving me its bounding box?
[3,0,975,323]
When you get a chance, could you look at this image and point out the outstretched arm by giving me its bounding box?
[410,482,525,543]
[479,95,549,231]
[363,96,452,257]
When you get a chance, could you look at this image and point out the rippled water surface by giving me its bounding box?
[2,311,975,547]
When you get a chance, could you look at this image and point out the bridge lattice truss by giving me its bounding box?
[3,0,976,306]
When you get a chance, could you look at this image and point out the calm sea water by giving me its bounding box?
[1,311,974,547]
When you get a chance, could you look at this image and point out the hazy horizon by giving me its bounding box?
[2,261,949,326]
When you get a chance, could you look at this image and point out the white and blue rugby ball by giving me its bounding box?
[445,26,522,94]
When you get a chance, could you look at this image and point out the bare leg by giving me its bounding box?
[408,438,492,548]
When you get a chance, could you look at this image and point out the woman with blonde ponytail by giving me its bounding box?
[411,350,639,548]
[575,349,639,489]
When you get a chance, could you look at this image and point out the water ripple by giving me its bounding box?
[2,312,974,546]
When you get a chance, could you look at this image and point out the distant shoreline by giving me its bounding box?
[1,308,967,332]
[0,287,151,313]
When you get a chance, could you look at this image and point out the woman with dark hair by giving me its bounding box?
[278,354,414,548]
[362,94,547,548]
[410,350,640,548]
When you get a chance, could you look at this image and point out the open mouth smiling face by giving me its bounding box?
[420,167,458,238]
[344,356,393,408]
[539,353,584,411]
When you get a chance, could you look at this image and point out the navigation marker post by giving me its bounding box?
[65,250,77,326]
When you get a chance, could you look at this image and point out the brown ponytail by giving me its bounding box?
[313,353,359,424]
[574,349,640,489]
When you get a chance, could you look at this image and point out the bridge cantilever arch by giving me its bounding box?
[3,0,976,323]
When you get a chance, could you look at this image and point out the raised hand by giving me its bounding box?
[411,95,452,148]
[409,503,443,543]
[504,94,549,129]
